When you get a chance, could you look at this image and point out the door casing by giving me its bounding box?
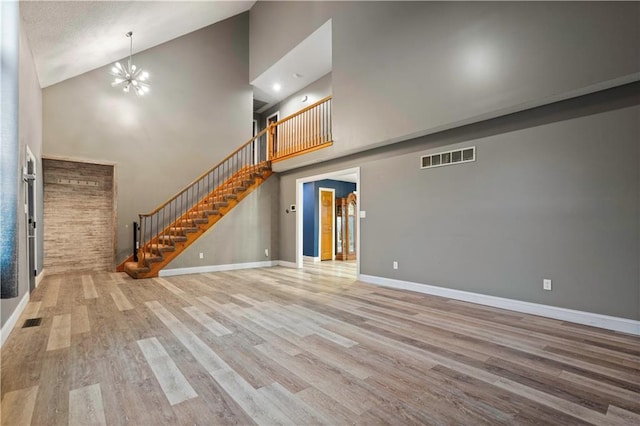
[295,167,361,276]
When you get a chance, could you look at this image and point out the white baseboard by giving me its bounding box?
[1,291,30,348]
[303,256,320,262]
[359,274,640,336]
[35,268,46,288]
[159,261,278,277]
[277,260,298,269]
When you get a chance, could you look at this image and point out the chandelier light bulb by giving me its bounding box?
[110,31,150,96]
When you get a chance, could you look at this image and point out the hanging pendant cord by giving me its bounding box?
[127,32,133,72]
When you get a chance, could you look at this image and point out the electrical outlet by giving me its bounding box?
[265,248,269,257]
[543,279,552,291]
[393,261,398,270]
[199,252,204,259]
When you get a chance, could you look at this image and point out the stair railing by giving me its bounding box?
[132,95,333,269]
[136,127,269,267]
[269,96,332,161]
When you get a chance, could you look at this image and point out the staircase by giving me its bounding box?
[119,96,332,279]
[122,162,272,279]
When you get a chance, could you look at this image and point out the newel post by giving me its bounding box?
[267,123,276,161]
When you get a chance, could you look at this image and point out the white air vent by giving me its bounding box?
[421,146,475,169]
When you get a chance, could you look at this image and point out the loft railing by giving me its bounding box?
[133,95,332,268]
[269,95,332,161]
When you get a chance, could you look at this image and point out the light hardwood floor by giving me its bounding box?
[1,266,639,425]
[302,259,357,279]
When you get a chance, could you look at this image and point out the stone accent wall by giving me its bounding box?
[43,159,114,275]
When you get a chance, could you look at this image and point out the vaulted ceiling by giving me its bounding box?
[20,1,255,88]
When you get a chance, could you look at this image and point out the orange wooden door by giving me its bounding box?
[320,190,333,261]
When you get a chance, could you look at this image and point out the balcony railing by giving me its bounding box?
[269,95,332,161]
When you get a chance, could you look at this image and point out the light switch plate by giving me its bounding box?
[360,210,366,218]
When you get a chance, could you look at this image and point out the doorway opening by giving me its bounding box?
[295,167,360,279]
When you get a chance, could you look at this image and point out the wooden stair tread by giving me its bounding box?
[148,244,175,253]
[169,226,198,233]
[159,235,188,243]
[142,253,163,263]
[192,207,220,216]
[124,261,150,276]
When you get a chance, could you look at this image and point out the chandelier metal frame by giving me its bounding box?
[111,31,149,96]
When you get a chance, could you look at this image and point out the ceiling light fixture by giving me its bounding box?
[272,83,281,92]
[111,31,149,96]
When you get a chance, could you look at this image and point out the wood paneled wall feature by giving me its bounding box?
[43,159,115,275]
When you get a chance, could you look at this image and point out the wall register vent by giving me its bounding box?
[421,146,475,169]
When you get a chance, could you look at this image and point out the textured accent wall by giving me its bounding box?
[43,159,115,275]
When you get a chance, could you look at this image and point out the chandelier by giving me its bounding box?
[111,31,149,96]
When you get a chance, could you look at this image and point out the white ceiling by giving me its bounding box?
[20,0,255,88]
[251,20,331,108]
[335,172,357,183]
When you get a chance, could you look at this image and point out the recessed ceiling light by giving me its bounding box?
[293,73,303,78]
[273,83,281,91]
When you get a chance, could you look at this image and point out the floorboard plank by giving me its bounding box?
[68,383,107,426]
[47,313,71,351]
[0,386,38,426]
[137,337,198,406]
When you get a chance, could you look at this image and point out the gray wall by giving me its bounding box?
[19,17,44,277]
[279,83,640,320]
[2,11,44,327]
[278,72,331,119]
[251,2,640,168]
[42,13,252,263]
[164,174,279,270]
[258,72,332,131]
